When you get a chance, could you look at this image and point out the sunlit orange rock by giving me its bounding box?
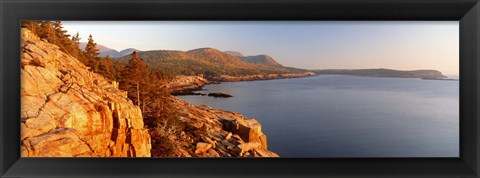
[20,29,151,157]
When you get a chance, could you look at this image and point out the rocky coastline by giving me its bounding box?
[211,72,316,82]
[169,97,278,157]
[20,28,278,157]
[168,75,210,95]
[168,72,316,95]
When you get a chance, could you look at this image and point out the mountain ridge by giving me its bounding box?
[224,51,283,67]
[115,47,308,79]
[79,42,140,58]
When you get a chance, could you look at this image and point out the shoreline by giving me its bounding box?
[210,72,316,83]
[169,97,279,157]
[169,72,316,96]
[165,72,317,157]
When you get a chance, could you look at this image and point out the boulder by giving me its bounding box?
[220,117,268,149]
[195,142,213,155]
[225,132,233,140]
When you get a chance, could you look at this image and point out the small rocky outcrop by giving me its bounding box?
[168,75,209,95]
[20,29,151,157]
[207,93,233,98]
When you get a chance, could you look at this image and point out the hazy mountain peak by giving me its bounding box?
[188,47,223,53]
[79,42,112,53]
[224,51,244,57]
[240,54,283,67]
[78,42,139,58]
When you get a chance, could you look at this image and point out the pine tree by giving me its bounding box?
[71,32,80,46]
[52,21,81,58]
[38,21,56,43]
[53,21,71,47]
[85,34,100,58]
[98,55,116,80]
[21,21,41,34]
[119,51,149,110]
[84,34,101,71]
[53,21,69,40]
[70,32,83,59]
[143,69,176,126]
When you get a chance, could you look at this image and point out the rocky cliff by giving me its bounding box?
[20,29,151,157]
[170,97,278,157]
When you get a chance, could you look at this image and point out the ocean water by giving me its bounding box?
[178,75,459,157]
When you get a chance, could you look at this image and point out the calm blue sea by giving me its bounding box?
[178,75,459,157]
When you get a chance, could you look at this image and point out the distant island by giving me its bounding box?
[313,68,447,79]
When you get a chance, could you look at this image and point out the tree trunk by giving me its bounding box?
[136,82,140,107]
[142,95,145,113]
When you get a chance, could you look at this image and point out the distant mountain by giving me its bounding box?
[187,48,250,66]
[313,68,447,79]
[100,48,139,58]
[78,42,139,58]
[239,55,283,67]
[100,50,122,58]
[79,42,112,53]
[119,48,138,56]
[225,51,283,67]
[116,47,307,78]
[224,51,244,57]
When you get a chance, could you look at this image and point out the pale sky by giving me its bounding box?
[63,21,459,75]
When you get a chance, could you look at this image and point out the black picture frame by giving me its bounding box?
[1,0,479,177]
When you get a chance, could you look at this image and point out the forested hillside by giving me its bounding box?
[115,48,307,79]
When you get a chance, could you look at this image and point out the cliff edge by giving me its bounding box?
[20,29,151,157]
[170,97,279,157]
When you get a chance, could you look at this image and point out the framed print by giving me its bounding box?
[1,0,479,177]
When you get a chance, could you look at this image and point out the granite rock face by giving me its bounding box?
[171,97,279,157]
[20,29,151,157]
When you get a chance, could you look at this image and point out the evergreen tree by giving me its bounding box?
[52,21,81,58]
[119,51,150,110]
[143,69,176,126]
[84,34,101,71]
[85,34,100,58]
[70,32,84,60]
[71,32,81,47]
[113,60,125,80]
[38,21,56,43]
[21,21,41,34]
[98,55,116,80]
